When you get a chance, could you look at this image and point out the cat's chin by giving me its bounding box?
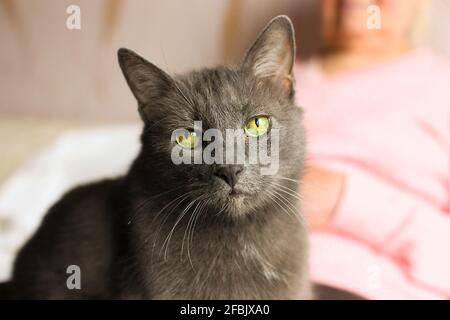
[226,193,247,209]
[219,191,262,218]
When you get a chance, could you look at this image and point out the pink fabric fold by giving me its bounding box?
[295,49,450,299]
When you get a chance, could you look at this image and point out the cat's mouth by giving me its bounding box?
[227,189,248,200]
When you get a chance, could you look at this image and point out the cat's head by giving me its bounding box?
[119,16,305,218]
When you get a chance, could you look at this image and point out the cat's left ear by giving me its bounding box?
[242,15,296,96]
[118,48,174,120]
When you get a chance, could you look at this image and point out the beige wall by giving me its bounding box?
[0,0,449,122]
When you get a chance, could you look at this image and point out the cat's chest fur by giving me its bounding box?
[128,205,311,299]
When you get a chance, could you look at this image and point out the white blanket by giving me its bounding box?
[0,124,141,281]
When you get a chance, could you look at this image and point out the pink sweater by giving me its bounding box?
[295,49,450,299]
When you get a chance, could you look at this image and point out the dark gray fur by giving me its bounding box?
[4,15,311,299]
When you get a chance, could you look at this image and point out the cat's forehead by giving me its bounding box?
[175,67,280,129]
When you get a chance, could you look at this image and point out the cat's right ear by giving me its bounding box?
[241,16,296,97]
[118,48,173,118]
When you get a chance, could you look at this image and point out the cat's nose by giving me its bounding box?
[214,165,244,188]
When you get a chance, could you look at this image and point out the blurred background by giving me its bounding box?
[0,0,450,178]
[0,0,450,180]
[0,0,449,298]
[0,0,449,182]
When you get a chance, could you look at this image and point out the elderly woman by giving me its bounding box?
[298,0,450,299]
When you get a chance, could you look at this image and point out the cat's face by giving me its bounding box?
[119,16,305,217]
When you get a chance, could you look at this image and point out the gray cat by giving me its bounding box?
[0,15,311,299]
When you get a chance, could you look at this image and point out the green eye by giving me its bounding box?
[244,116,270,137]
[176,131,199,149]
